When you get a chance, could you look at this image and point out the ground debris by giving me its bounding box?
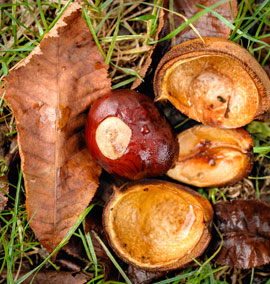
[0,270,91,284]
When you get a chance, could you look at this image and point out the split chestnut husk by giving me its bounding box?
[167,125,253,187]
[103,180,213,271]
[154,37,270,128]
[85,90,178,180]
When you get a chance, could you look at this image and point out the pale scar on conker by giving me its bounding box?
[103,180,213,271]
[154,37,270,128]
[167,125,254,187]
[95,117,132,160]
[85,89,179,180]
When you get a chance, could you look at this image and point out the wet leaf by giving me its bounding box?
[162,0,237,45]
[4,3,111,253]
[214,199,270,269]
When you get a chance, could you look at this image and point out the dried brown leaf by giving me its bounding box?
[163,0,237,45]
[214,199,270,269]
[4,3,111,253]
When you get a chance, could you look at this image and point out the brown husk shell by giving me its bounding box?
[103,179,213,271]
[167,125,254,187]
[154,37,270,128]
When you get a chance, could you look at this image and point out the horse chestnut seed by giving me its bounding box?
[85,89,178,180]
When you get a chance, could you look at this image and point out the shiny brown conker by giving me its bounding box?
[85,90,178,180]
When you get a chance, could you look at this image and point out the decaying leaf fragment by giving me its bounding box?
[127,265,165,284]
[2,271,90,284]
[0,176,9,211]
[214,199,270,269]
[4,3,111,253]
[164,0,237,45]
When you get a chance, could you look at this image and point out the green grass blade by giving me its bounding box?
[148,0,162,40]
[153,271,197,284]
[200,266,230,281]
[93,231,132,284]
[39,0,73,41]
[239,0,270,31]
[197,3,270,48]
[24,2,44,36]
[149,0,228,43]
[85,232,98,277]
[129,14,156,21]
[112,77,136,89]
[261,49,270,66]
[78,229,94,263]
[3,9,39,37]
[112,63,143,80]
[87,274,104,283]
[105,1,122,65]
[0,47,35,52]
[1,61,8,76]
[100,34,145,43]
[249,175,270,180]
[82,6,105,58]
[12,1,17,46]
[101,0,115,10]
[254,146,270,153]
[7,170,23,284]
[250,268,255,284]
[230,0,248,40]
[95,7,115,33]
[81,0,99,10]
[37,0,48,30]
[208,263,216,284]
[14,204,95,284]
